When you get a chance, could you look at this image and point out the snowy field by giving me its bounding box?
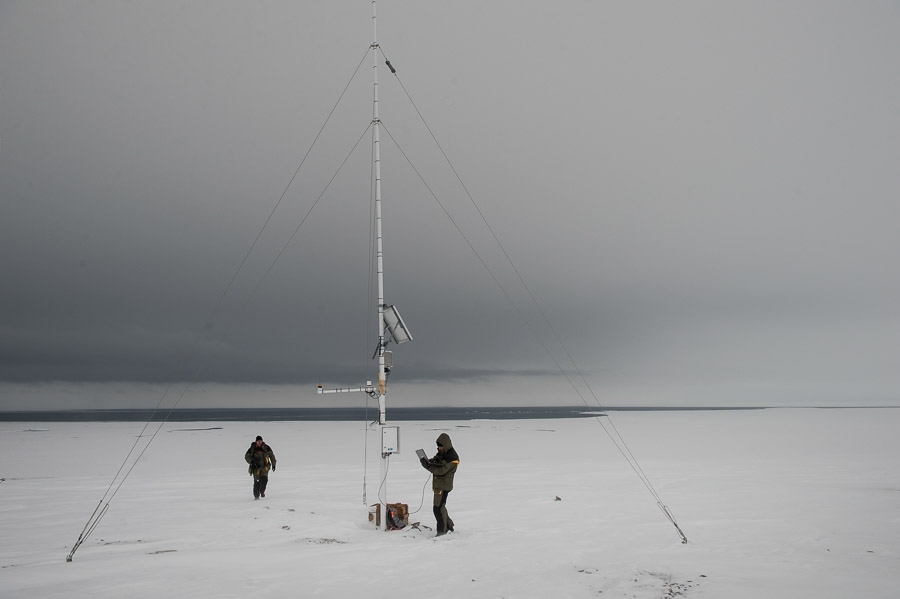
[2,407,898,598]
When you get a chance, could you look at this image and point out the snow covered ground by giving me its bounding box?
[2,407,898,598]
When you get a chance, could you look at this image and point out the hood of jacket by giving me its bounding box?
[436,432,453,451]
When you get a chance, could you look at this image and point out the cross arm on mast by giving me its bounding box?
[316,382,377,396]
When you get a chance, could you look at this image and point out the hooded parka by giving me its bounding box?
[426,432,459,492]
[245,441,276,477]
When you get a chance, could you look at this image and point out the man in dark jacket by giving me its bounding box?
[420,432,459,536]
[244,435,276,499]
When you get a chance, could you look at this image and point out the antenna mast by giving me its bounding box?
[372,0,388,426]
[317,0,412,530]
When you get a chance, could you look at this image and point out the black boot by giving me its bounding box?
[253,479,260,499]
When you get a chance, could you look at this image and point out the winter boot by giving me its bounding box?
[253,479,261,499]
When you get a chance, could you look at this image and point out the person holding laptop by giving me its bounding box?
[419,433,460,536]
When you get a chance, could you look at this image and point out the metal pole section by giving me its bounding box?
[372,1,387,427]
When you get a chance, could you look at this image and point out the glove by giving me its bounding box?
[420,457,429,468]
[271,464,276,471]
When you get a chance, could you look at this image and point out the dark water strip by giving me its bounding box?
[0,406,763,422]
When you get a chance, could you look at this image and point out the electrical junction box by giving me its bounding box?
[382,426,399,454]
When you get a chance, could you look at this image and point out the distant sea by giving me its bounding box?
[0,406,761,422]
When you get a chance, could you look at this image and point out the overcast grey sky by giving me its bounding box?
[1,1,898,409]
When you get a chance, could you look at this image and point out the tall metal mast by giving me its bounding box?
[317,0,412,529]
[372,0,388,427]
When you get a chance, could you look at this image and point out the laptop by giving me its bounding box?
[415,448,428,460]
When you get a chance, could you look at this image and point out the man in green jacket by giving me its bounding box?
[420,432,460,536]
[245,435,276,499]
